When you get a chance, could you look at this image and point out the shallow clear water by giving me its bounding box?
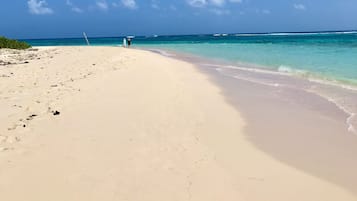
[23,32,357,86]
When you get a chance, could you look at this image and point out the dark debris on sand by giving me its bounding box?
[52,111,60,116]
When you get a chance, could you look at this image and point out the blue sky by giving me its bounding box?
[1,0,356,39]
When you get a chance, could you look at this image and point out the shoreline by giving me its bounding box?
[145,47,357,90]
[197,60,357,194]
[145,47,357,134]
[1,46,357,200]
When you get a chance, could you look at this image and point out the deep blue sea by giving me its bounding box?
[23,31,357,87]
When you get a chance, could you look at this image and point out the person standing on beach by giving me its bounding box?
[127,38,132,47]
[123,38,127,47]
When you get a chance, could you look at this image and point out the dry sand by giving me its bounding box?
[0,46,356,201]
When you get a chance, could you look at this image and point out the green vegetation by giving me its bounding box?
[0,36,31,50]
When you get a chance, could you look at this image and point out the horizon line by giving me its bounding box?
[15,29,357,41]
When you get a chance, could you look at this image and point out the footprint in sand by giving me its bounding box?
[8,120,26,131]
[26,114,37,121]
[0,147,9,152]
[13,104,23,108]
[8,124,19,131]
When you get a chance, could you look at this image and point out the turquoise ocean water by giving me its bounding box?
[23,31,357,86]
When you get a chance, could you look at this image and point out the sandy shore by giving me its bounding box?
[0,46,356,201]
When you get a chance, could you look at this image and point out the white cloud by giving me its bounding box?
[66,0,83,13]
[294,4,306,10]
[121,0,137,9]
[210,0,225,7]
[229,0,242,3]
[27,0,53,15]
[187,0,207,8]
[96,0,109,11]
[187,0,242,8]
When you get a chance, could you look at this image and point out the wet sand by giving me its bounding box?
[169,50,357,196]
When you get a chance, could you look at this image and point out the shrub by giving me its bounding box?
[0,36,31,50]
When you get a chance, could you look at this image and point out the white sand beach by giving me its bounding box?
[0,46,356,201]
